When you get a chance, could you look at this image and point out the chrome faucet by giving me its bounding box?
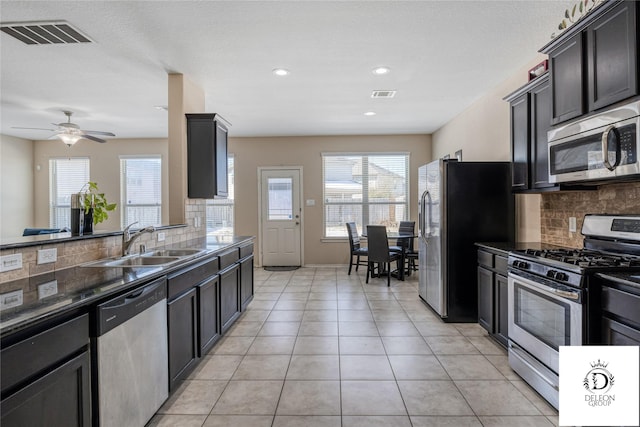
[122,222,156,256]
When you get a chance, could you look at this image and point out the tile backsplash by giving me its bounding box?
[540,181,640,248]
[0,199,207,286]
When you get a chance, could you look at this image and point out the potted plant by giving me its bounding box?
[71,182,117,235]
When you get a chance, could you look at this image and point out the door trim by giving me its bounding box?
[257,166,304,267]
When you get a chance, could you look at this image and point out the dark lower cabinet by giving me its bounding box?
[602,317,640,345]
[220,264,240,334]
[599,280,640,346]
[495,274,509,346]
[168,287,198,391]
[1,313,90,427]
[198,275,221,356]
[1,351,91,427]
[477,266,493,332]
[477,247,509,348]
[240,254,254,311]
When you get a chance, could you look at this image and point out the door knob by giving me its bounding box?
[295,222,300,225]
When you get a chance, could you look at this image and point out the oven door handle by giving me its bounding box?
[508,271,581,302]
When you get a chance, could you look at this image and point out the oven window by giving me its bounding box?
[514,284,571,350]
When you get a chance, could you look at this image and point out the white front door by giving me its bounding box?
[260,168,302,266]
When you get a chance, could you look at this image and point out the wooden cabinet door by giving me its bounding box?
[198,275,221,356]
[220,264,240,334]
[587,1,638,111]
[550,33,585,124]
[240,255,254,311]
[477,266,494,333]
[510,93,530,191]
[601,317,640,346]
[494,274,509,347]
[168,288,198,391]
[530,77,554,190]
[1,351,91,427]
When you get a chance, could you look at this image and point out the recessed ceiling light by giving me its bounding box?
[272,68,290,76]
[364,111,377,116]
[372,66,391,75]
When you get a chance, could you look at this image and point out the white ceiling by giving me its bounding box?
[0,1,569,140]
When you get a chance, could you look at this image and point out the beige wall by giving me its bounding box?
[32,138,169,232]
[0,135,35,239]
[229,134,431,265]
[432,55,549,242]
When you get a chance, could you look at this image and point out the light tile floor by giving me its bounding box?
[149,267,559,427]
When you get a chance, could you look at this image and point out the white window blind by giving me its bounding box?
[120,156,162,228]
[49,157,90,228]
[206,154,234,236]
[323,153,409,237]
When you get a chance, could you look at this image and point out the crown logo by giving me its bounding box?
[590,359,609,369]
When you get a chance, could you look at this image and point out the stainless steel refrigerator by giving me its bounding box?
[418,159,514,322]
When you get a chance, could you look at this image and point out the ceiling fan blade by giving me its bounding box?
[81,134,107,143]
[11,126,56,131]
[82,130,115,136]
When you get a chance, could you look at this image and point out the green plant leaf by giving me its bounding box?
[579,2,583,13]
[565,9,570,19]
[572,4,577,17]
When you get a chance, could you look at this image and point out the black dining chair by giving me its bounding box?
[366,225,402,287]
[346,222,368,275]
[390,221,417,275]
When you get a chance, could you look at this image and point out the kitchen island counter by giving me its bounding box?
[0,235,254,337]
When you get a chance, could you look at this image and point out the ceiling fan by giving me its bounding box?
[12,111,115,146]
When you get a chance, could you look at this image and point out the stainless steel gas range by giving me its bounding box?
[507,214,640,409]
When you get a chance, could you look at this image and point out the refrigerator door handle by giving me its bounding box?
[420,190,429,241]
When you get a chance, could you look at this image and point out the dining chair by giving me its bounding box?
[365,225,402,287]
[390,221,417,275]
[346,222,368,275]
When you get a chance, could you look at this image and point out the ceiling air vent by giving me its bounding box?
[0,21,92,45]
[371,90,397,99]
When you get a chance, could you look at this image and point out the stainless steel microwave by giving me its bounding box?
[548,99,640,184]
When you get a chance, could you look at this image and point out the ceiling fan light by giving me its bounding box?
[57,133,82,147]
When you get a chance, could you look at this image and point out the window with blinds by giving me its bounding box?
[322,153,409,237]
[206,155,234,236]
[49,157,90,228]
[120,156,162,228]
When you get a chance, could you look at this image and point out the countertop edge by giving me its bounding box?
[0,236,255,338]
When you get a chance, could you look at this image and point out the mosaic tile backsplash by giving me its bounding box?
[540,181,640,248]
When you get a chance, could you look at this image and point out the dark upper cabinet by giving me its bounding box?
[530,77,554,190]
[505,74,554,192]
[541,0,639,124]
[186,114,228,199]
[587,1,638,111]
[509,93,530,191]
[548,34,585,124]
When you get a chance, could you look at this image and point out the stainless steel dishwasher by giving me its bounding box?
[95,277,168,427]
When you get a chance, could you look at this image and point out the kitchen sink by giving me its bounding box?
[105,256,181,266]
[82,255,182,268]
[142,249,205,257]
[81,247,207,268]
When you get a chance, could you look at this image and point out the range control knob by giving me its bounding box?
[546,270,557,278]
[513,260,529,269]
[556,272,568,281]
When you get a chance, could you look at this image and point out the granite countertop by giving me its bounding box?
[595,272,640,292]
[0,235,254,337]
[475,241,569,253]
